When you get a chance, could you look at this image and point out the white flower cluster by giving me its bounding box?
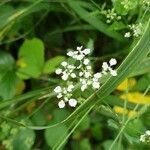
[140,130,150,144]
[124,23,143,38]
[121,0,134,10]
[54,46,117,108]
[102,8,121,24]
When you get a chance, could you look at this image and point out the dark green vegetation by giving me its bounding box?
[0,0,150,150]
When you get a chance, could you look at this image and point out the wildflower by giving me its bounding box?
[125,23,143,38]
[54,86,62,93]
[67,85,74,92]
[109,58,117,66]
[94,72,102,79]
[102,8,121,24]
[58,100,65,108]
[92,81,100,89]
[54,46,118,108]
[110,69,117,76]
[102,62,109,71]
[124,32,131,38]
[70,73,76,78]
[57,93,63,98]
[62,73,68,81]
[68,99,77,107]
[83,48,91,55]
[83,58,90,65]
[140,130,150,144]
[61,61,67,67]
[55,68,62,74]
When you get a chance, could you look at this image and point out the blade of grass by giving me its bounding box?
[0,87,52,110]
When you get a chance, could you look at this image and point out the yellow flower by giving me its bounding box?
[120,92,150,104]
[116,78,136,91]
[114,106,137,117]
[114,78,149,117]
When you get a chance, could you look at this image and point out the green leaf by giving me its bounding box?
[17,38,45,79]
[0,51,18,99]
[124,118,144,137]
[12,127,35,150]
[78,115,90,131]
[0,70,19,100]
[103,140,123,150]
[91,124,103,141]
[31,110,46,126]
[0,51,15,76]
[45,124,68,149]
[43,56,65,74]
[79,138,91,150]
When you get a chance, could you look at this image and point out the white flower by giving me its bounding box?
[68,99,77,107]
[55,68,62,74]
[77,46,83,51]
[71,73,76,78]
[57,93,63,98]
[61,61,67,67]
[110,70,117,76]
[124,32,131,38]
[84,71,91,78]
[81,79,86,85]
[94,72,102,79]
[58,100,65,108]
[102,62,109,71]
[86,66,92,70]
[92,82,100,89]
[81,84,87,91]
[62,73,68,80]
[140,130,150,143]
[76,54,84,60]
[109,58,117,66]
[67,51,74,57]
[63,88,67,94]
[67,85,74,92]
[87,80,92,85]
[54,86,62,93]
[83,58,90,65]
[67,65,75,69]
[140,135,145,142]
[83,48,90,55]
[93,77,98,82]
[146,130,150,136]
[79,72,84,77]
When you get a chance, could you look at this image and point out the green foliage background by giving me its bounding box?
[0,0,149,150]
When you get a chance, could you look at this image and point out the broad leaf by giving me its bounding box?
[17,38,45,79]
